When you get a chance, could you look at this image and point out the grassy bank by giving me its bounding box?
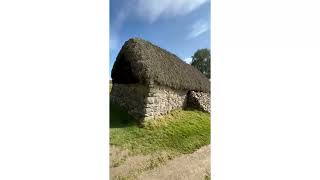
[110,103,210,155]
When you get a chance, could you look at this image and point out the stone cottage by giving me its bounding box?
[110,38,210,122]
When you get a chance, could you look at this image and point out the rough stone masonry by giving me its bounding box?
[110,38,211,122]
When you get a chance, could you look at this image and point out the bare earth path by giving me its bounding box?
[110,145,210,180]
[138,145,210,180]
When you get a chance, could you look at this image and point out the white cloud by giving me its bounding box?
[135,0,209,23]
[184,57,192,64]
[110,0,209,50]
[187,20,209,39]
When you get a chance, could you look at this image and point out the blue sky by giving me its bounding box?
[110,0,211,78]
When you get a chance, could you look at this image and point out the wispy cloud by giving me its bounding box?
[184,57,192,64]
[135,0,209,23]
[187,20,209,39]
[110,0,209,50]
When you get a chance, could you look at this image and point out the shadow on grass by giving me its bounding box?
[110,103,137,128]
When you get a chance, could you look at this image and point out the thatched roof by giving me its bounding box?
[111,38,210,92]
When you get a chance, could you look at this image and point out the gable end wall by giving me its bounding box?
[110,84,148,119]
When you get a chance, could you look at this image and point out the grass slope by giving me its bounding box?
[110,103,210,155]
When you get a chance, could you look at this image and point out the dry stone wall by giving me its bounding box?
[187,91,211,113]
[111,82,210,122]
[111,83,188,121]
[110,83,148,119]
[144,83,188,120]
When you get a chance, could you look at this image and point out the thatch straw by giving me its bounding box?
[111,38,210,92]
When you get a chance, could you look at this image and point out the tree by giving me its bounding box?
[191,48,211,79]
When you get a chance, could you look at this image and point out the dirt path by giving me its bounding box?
[138,145,210,180]
[110,146,153,179]
[110,145,210,180]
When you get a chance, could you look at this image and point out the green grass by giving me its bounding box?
[110,103,210,155]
